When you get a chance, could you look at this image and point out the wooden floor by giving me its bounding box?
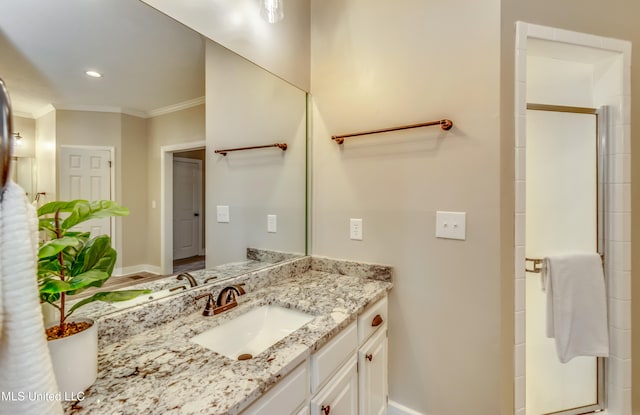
[77,255,205,298]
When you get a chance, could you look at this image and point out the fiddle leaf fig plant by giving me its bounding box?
[38,200,150,339]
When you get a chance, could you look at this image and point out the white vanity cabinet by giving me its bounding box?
[241,295,388,415]
[310,357,358,415]
[241,361,309,415]
[358,325,388,415]
[310,295,389,415]
[357,296,388,415]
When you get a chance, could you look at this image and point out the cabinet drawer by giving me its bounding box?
[310,356,358,415]
[242,361,309,415]
[310,321,357,394]
[357,296,388,345]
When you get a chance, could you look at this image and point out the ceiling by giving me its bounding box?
[0,0,205,119]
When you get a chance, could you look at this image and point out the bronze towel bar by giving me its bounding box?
[331,119,453,144]
[525,254,605,274]
[214,143,287,156]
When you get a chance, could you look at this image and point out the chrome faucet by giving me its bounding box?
[176,272,197,287]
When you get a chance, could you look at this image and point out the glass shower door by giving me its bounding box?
[525,106,603,415]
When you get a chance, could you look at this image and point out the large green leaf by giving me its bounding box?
[37,200,84,217]
[61,200,129,231]
[66,269,111,295]
[66,289,152,317]
[69,235,117,277]
[38,236,82,259]
[39,279,74,294]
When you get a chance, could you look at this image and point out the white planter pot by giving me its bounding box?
[47,318,98,394]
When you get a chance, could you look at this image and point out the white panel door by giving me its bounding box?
[58,147,112,236]
[525,110,598,414]
[173,157,202,260]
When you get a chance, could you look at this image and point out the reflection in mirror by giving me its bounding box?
[0,0,307,316]
[10,156,36,200]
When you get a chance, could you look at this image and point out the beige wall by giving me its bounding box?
[13,116,35,158]
[310,0,502,413]
[146,104,206,267]
[500,2,639,413]
[205,40,307,267]
[34,110,56,203]
[121,114,149,268]
[53,110,151,269]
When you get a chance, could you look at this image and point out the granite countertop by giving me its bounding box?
[63,263,392,415]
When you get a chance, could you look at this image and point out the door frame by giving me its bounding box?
[172,156,203,260]
[160,140,206,275]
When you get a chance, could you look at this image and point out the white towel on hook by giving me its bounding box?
[0,181,62,414]
[542,253,609,364]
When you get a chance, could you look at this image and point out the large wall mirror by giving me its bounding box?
[0,0,307,315]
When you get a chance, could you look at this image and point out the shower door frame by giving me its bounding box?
[525,103,606,415]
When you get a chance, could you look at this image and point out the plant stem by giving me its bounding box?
[54,208,67,334]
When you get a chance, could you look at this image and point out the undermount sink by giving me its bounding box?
[190,305,314,360]
[109,288,176,309]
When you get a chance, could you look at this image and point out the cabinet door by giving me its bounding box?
[310,357,358,415]
[358,326,388,415]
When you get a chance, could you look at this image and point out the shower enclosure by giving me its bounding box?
[514,23,632,415]
[525,104,606,414]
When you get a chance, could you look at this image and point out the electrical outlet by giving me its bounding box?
[350,218,363,240]
[216,205,230,223]
[435,211,466,240]
[267,214,277,233]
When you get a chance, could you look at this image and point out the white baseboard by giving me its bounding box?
[113,264,162,277]
[388,400,425,415]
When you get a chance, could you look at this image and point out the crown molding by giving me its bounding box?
[146,96,205,118]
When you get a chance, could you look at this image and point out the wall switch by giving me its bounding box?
[435,211,466,240]
[350,218,363,240]
[267,214,277,233]
[216,205,230,223]
[151,200,156,209]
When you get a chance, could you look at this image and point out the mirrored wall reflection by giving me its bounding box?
[0,0,307,316]
[10,157,36,200]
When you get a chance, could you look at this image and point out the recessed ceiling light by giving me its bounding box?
[85,70,103,78]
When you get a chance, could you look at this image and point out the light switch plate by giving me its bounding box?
[216,205,230,223]
[267,214,277,233]
[436,211,466,240]
[350,218,363,240]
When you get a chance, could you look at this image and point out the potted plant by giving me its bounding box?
[37,199,150,394]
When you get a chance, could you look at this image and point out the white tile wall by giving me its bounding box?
[513,21,632,415]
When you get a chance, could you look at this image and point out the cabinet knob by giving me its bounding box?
[371,314,383,327]
[366,353,373,362]
[321,404,331,414]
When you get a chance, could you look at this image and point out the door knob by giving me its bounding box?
[321,404,331,414]
[194,213,200,217]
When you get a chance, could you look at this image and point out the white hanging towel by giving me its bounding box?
[0,181,62,414]
[542,253,609,364]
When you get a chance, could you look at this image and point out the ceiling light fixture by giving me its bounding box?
[260,0,284,24]
[85,70,103,78]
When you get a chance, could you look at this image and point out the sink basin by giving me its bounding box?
[109,288,176,309]
[191,305,314,360]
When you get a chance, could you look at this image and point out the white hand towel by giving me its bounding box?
[542,253,609,364]
[0,181,62,414]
